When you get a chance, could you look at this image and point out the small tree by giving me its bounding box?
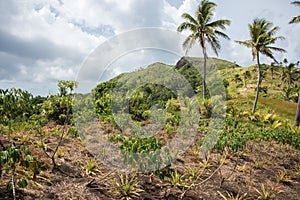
[0,145,40,200]
[39,80,78,169]
[0,88,33,141]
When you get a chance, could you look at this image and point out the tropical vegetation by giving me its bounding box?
[0,0,299,199]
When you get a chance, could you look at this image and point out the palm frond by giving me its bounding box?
[215,30,230,40]
[234,40,252,48]
[267,26,280,37]
[196,0,216,25]
[290,1,300,24]
[291,1,300,6]
[236,18,285,62]
[177,0,230,56]
[260,47,276,61]
[206,19,231,30]
[265,46,287,53]
[181,13,198,26]
[207,35,221,55]
[289,16,300,24]
[182,34,197,54]
[177,22,197,32]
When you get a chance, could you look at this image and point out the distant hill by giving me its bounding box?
[93,56,298,122]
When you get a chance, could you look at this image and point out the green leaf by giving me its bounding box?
[17,178,28,188]
[5,166,11,173]
[0,151,9,164]
[25,155,34,162]
[11,148,21,163]
[6,182,13,192]
[24,148,31,155]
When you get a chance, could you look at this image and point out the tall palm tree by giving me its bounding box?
[295,93,300,126]
[282,63,297,90]
[235,18,286,113]
[290,1,300,126]
[177,0,230,99]
[290,1,300,24]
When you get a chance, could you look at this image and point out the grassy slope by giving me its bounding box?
[215,60,297,123]
[98,56,297,122]
[157,57,297,122]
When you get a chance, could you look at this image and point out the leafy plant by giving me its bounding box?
[120,136,163,171]
[1,145,40,200]
[111,174,144,200]
[165,170,189,189]
[41,80,77,125]
[0,88,33,141]
[214,118,246,152]
[275,169,294,184]
[67,126,78,137]
[254,183,283,200]
[120,136,162,154]
[80,157,101,175]
[109,131,125,143]
[165,98,181,126]
[217,191,248,200]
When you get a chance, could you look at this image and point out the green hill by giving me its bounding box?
[94,56,298,122]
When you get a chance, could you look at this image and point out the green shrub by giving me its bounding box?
[0,145,41,193]
[119,136,163,171]
[214,118,247,152]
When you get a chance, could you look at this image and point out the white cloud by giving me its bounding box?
[32,59,77,83]
[0,0,299,96]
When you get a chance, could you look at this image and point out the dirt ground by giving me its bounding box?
[0,124,299,200]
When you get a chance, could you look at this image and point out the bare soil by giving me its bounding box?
[0,124,299,200]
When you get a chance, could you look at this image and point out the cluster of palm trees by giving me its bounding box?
[177,0,300,126]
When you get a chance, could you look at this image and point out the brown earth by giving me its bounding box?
[0,123,299,200]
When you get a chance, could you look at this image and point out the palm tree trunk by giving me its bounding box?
[202,36,207,99]
[252,52,261,113]
[203,54,207,99]
[294,93,300,126]
[271,69,273,88]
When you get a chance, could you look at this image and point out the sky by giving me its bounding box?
[0,0,299,96]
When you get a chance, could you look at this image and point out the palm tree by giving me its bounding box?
[295,93,300,126]
[177,0,230,99]
[293,65,300,126]
[290,1,300,126]
[290,1,300,24]
[235,18,286,113]
[282,63,297,90]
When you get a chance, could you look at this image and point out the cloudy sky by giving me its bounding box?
[0,0,299,96]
